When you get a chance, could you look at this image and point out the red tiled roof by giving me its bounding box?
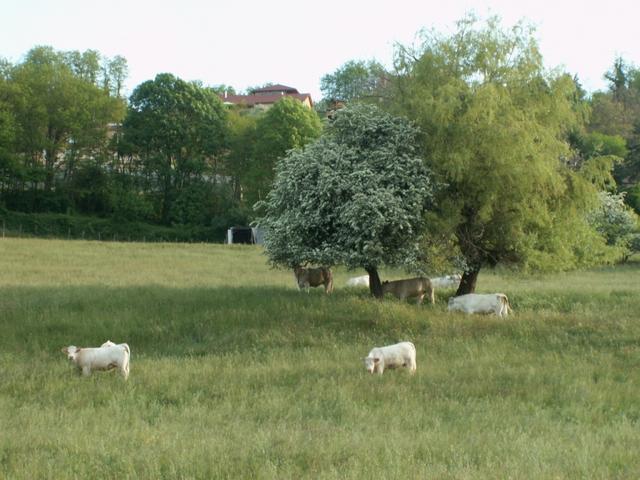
[251,84,299,94]
[221,92,313,107]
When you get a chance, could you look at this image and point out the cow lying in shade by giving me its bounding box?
[382,277,435,304]
[447,293,512,317]
[293,266,333,293]
[346,275,369,287]
[430,274,462,289]
[363,341,417,375]
[62,343,130,380]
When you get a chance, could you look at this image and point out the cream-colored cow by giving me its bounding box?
[62,343,130,380]
[382,277,435,304]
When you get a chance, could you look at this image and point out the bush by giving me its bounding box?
[0,210,246,243]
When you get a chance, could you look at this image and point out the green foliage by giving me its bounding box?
[246,97,322,205]
[623,182,640,214]
[587,191,639,261]
[588,58,640,187]
[320,59,388,102]
[258,104,435,275]
[225,110,258,202]
[392,15,611,277]
[0,210,244,242]
[2,46,126,192]
[121,73,229,223]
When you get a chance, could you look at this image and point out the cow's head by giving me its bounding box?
[363,356,380,374]
[61,345,81,363]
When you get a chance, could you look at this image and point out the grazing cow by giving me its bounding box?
[447,293,512,317]
[293,266,333,293]
[430,274,462,289]
[62,343,130,380]
[363,342,417,375]
[382,277,435,304]
[346,275,369,287]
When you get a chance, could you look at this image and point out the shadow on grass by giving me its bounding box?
[0,284,429,357]
[2,283,638,359]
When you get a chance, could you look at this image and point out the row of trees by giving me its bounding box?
[0,48,322,233]
[1,16,639,295]
[260,16,640,296]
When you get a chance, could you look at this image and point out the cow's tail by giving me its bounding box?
[500,295,512,316]
[121,343,130,379]
[325,267,334,294]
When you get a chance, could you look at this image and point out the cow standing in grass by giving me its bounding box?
[381,277,435,304]
[363,342,417,375]
[293,266,334,294]
[447,293,512,317]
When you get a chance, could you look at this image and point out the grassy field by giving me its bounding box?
[1,238,639,479]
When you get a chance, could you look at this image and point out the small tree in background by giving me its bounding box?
[257,104,435,298]
[246,97,322,206]
[587,191,639,261]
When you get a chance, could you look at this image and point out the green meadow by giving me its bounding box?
[1,238,639,479]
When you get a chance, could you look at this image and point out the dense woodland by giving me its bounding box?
[0,19,639,272]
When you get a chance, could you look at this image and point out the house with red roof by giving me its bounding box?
[220,84,313,110]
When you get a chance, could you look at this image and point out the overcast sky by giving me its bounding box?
[2,0,639,100]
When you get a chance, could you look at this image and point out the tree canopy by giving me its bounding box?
[121,73,229,224]
[2,46,125,193]
[257,104,435,297]
[391,16,616,294]
[320,60,388,103]
[244,97,322,205]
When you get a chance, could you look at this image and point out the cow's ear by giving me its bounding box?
[61,347,67,354]
[373,357,380,363]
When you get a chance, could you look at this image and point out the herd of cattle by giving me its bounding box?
[293,266,512,317]
[60,267,512,380]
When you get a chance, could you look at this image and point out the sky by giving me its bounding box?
[2,0,639,101]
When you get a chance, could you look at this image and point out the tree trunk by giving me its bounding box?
[455,267,480,296]
[366,266,383,299]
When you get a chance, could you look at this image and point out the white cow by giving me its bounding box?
[447,293,512,317]
[430,274,462,289]
[62,343,130,380]
[100,340,116,348]
[363,341,416,375]
[346,275,369,287]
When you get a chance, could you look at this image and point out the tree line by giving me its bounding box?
[0,47,322,240]
[1,16,639,288]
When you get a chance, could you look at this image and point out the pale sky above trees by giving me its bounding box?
[2,0,639,100]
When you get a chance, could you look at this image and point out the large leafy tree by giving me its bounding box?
[246,97,322,205]
[391,16,612,294]
[257,104,435,298]
[121,73,229,223]
[4,46,125,193]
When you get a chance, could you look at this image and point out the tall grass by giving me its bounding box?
[1,238,639,479]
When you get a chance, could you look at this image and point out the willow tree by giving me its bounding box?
[257,104,435,298]
[392,16,612,295]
